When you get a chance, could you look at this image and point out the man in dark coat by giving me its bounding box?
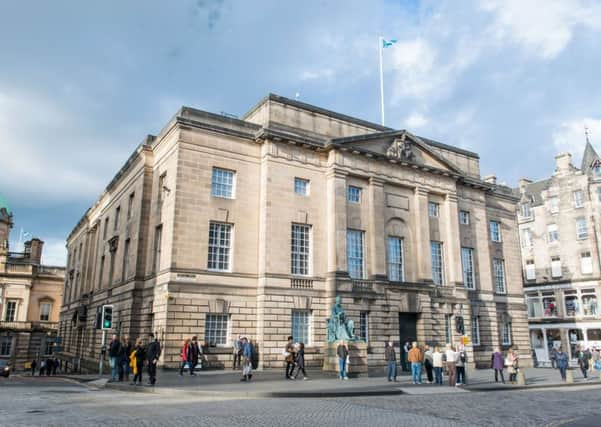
[187,336,201,376]
[108,335,122,382]
[145,333,161,386]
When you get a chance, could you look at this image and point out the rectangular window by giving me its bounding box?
[459,210,470,225]
[461,247,475,290]
[121,238,130,282]
[40,302,52,322]
[549,196,560,213]
[98,255,105,287]
[547,223,559,242]
[211,167,235,199]
[205,314,229,346]
[291,224,311,276]
[291,310,311,345]
[471,316,480,346]
[574,190,584,208]
[4,300,17,322]
[525,260,536,281]
[43,340,53,356]
[445,314,453,344]
[502,322,512,345]
[521,228,533,248]
[493,258,506,294]
[551,256,562,278]
[527,294,543,318]
[347,185,362,203]
[114,206,121,231]
[103,217,109,239]
[127,192,135,219]
[582,289,598,316]
[208,222,232,271]
[520,203,532,218]
[0,337,11,356]
[581,251,593,274]
[294,177,309,196]
[347,229,365,279]
[153,225,162,273]
[359,311,369,342]
[490,220,502,242]
[108,253,116,287]
[430,241,444,285]
[576,217,588,240]
[428,202,440,218]
[564,290,579,317]
[158,173,166,204]
[542,292,558,317]
[387,237,404,282]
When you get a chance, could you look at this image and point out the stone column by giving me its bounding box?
[414,188,432,282]
[368,177,386,279]
[326,167,348,299]
[444,192,462,286]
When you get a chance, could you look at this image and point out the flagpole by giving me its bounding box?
[378,36,385,126]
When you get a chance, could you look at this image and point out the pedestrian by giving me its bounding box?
[407,341,423,385]
[284,336,296,379]
[592,347,601,373]
[52,357,59,375]
[233,335,243,370]
[491,347,505,383]
[46,358,53,376]
[145,332,161,386]
[121,336,132,382]
[507,348,519,383]
[130,338,145,386]
[240,337,253,382]
[293,342,308,380]
[337,340,349,380]
[424,345,434,384]
[550,347,558,369]
[432,346,444,385]
[576,346,591,379]
[179,338,190,376]
[30,359,37,376]
[188,336,201,375]
[385,340,397,382]
[39,359,45,376]
[108,334,122,382]
[556,347,569,381]
[401,340,410,372]
[455,345,467,386]
[445,344,457,387]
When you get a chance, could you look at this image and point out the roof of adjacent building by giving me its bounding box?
[581,141,600,172]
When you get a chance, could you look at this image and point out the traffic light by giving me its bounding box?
[101,305,113,330]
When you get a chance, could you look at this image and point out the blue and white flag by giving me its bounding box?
[382,38,397,48]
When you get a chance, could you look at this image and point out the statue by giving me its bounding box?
[386,133,415,161]
[326,296,359,342]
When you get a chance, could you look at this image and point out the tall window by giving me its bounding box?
[461,247,475,290]
[493,258,506,294]
[564,290,579,317]
[430,241,444,285]
[459,210,470,225]
[211,167,235,198]
[387,237,404,282]
[0,337,11,356]
[490,220,502,242]
[153,225,162,273]
[114,206,121,231]
[549,196,560,213]
[471,316,480,346]
[347,229,365,279]
[359,311,369,342]
[502,321,512,345]
[158,173,166,204]
[98,255,105,287]
[208,222,232,271]
[103,217,109,239]
[521,228,533,248]
[520,203,532,218]
[582,289,598,316]
[428,202,440,218]
[108,253,116,287]
[347,186,362,203]
[40,302,52,322]
[445,314,453,344]
[4,300,17,322]
[122,239,130,282]
[576,217,588,240]
[551,256,562,278]
[294,178,309,196]
[127,192,135,219]
[573,190,584,208]
[525,259,536,281]
[581,251,593,274]
[291,224,311,276]
[291,310,311,345]
[43,340,53,356]
[547,224,559,242]
[205,314,229,346]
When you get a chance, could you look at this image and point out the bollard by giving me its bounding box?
[517,370,526,385]
[566,369,574,383]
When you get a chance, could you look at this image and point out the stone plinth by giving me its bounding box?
[322,342,368,377]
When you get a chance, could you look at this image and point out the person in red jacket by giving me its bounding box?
[179,338,190,376]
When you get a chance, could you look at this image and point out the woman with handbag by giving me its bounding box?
[179,338,190,376]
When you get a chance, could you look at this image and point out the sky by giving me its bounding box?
[1,0,601,266]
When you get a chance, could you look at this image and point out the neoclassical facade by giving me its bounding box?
[517,146,601,366]
[59,94,529,371]
[0,196,65,370]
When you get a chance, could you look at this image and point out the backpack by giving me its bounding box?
[460,351,466,364]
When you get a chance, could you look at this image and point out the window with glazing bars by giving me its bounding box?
[205,314,229,346]
[493,258,506,294]
[4,301,16,322]
[502,321,512,345]
[430,241,444,285]
[359,311,369,342]
[208,222,232,271]
[347,230,364,279]
[471,316,480,345]
[294,178,309,196]
[387,237,404,282]
[461,247,475,289]
[291,224,310,275]
[291,310,311,345]
[211,167,235,198]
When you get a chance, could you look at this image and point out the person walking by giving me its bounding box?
[179,338,190,376]
[550,347,558,369]
[284,336,296,379]
[337,340,349,380]
[293,342,308,380]
[424,345,434,384]
[39,359,45,376]
[576,346,591,379]
[240,337,254,382]
[445,344,457,387]
[491,348,505,383]
[432,347,444,385]
[556,347,569,381]
[146,333,161,386]
[233,335,243,370]
[455,345,467,386]
[108,335,122,382]
[401,340,410,372]
[121,336,132,382]
[188,336,201,375]
[506,348,519,383]
[130,338,146,386]
[30,359,37,376]
[407,341,423,385]
[52,357,59,375]
[385,340,397,382]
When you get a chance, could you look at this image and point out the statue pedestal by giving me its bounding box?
[322,342,368,377]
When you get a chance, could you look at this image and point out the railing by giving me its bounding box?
[291,278,313,289]
[352,280,374,293]
[5,263,32,274]
[0,321,32,330]
[35,266,66,276]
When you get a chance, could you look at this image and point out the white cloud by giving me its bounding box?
[551,118,601,162]
[404,112,429,129]
[388,39,438,98]
[300,68,335,81]
[40,238,67,266]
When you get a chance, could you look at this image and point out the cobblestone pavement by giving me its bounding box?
[1,376,600,427]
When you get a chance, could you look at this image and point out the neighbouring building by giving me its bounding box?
[59,94,529,372]
[0,195,65,370]
[517,145,601,366]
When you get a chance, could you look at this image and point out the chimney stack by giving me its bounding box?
[26,238,44,265]
[555,152,573,176]
[484,175,497,185]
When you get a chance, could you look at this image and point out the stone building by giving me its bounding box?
[517,145,601,366]
[0,195,65,370]
[59,94,529,372]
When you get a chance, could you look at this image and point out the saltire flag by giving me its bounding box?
[382,38,397,48]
